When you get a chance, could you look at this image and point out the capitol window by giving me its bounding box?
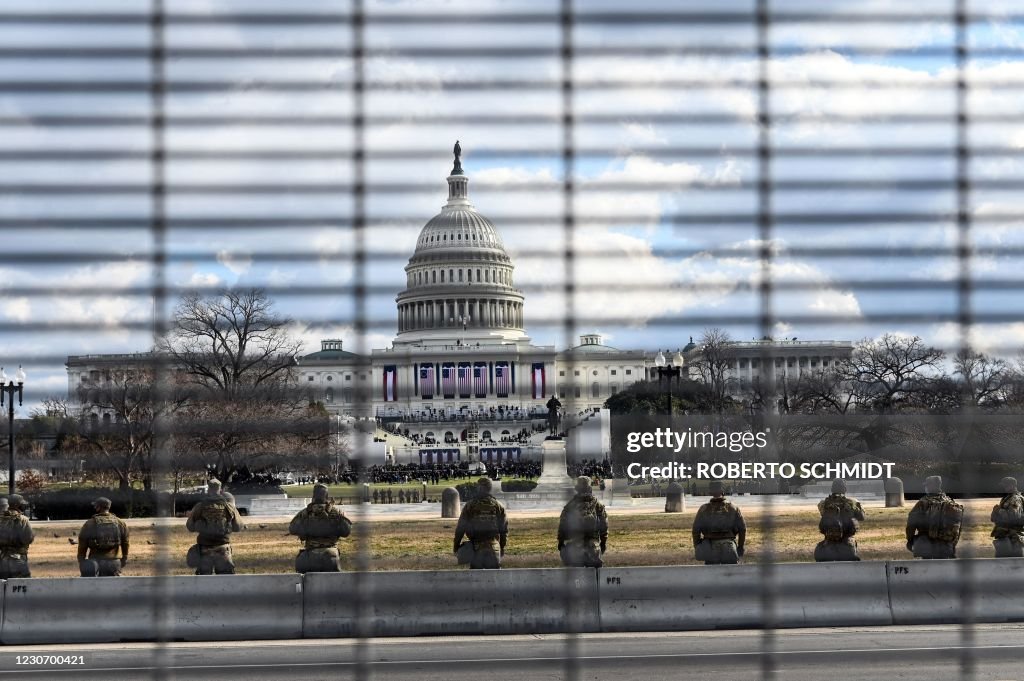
[625,369,632,375]
[611,369,617,375]
[327,376,333,381]
[307,375,314,382]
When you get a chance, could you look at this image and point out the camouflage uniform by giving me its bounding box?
[0,504,34,578]
[454,494,508,569]
[186,494,242,574]
[288,500,353,573]
[814,492,866,562]
[692,497,746,564]
[906,491,963,559]
[558,490,609,568]
[991,490,1024,558]
[77,510,130,576]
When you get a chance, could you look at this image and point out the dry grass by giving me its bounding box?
[23,499,1003,577]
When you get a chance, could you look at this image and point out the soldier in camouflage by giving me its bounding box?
[0,494,34,578]
[990,476,1024,558]
[814,479,866,562]
[692,481,746,564]
[289,483,353,573]
[453,477,508,569]
[186,479,242,574]
[906,475,963,559]
[77,497,130,576]
[558,476,609,567]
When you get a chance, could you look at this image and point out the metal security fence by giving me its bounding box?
[1,1,1023,680]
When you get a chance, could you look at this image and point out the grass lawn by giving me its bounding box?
[23,499,1004,577]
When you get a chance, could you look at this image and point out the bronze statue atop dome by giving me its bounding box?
[452,140,463,175]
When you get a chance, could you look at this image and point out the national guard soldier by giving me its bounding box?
[77,497,130,576]
[186,479,242,574]
[991,476,1024,558]
[814,479,866,562]
[692,481,746,564]
[558,476,609,567]
[288,483,353,573]
[906,475,963,559]
[0,494,33,578]
[453,477,508,569]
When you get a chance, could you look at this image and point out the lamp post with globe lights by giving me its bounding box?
[654,351,684,417]
[1,366,26,495]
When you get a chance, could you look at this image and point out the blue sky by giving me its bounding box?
[3,0,1024,405]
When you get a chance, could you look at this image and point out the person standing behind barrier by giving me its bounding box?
[991,476,1024,558]
[453,477,508,569]
[906,475,963,559]
[814,479,866,562]
[0,494,33,578]
[692,481,745,565]
[558,476,609,567]
[288,483,353,573]
[186,479,242,574]
[77,497,129,577]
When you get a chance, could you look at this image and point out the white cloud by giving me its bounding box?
[185,272,222,288]
[3,298,30,322]
[216,250,253,276]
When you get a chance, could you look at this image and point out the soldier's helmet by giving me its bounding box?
[708,480,725,496]
[477,477,493,493]
[312,483,330,502]
[93,497,112,510]
[924,475,943,494]
[207,478,223,494]
[1000,477,1018,493]
[831,479,847,494]
[574,476,592,495]
[6,494,27,511]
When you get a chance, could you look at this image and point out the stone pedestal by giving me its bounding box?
[664,482,684,512]
[441,487,461,518]
[884,477,905,507]
[534,438,574,491]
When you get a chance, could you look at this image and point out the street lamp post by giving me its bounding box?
[1,366,26,495]
[654,351,684,417]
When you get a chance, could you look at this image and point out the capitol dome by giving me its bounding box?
[394,142,526,345]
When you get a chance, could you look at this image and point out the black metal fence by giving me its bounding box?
[1,1,1023,679]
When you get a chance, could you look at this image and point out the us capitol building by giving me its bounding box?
[67,144,852,464]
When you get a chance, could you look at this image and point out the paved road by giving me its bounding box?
[0,624,1021,680]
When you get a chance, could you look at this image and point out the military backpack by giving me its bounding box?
[467,497,502,538]
[194,499,232,536]
[568,498,602,538]
[926,497,964,543]
[819,496,859,541]
[89,515,122,550]
[702,501,737,535]
[297,503,351,539]
[0,513,26,548]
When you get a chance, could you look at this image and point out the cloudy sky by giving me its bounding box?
[2,0,1024,405]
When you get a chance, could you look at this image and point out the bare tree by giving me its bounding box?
[41,366,186,490]
[953,348,1012,409]
[688,328,736,413]
[160,288,328,484]
[838,333,945,414]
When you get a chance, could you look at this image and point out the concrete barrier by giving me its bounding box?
[303,568,598,637]
[598,562,892,631]
[1,574,303,644]
[887,558,1024,625]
